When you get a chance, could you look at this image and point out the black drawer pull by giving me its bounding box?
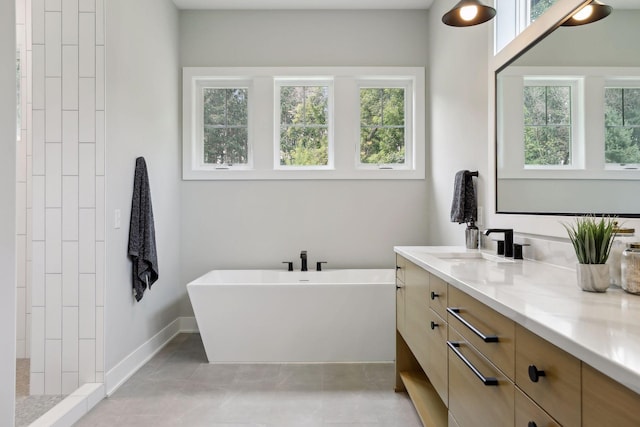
[396,283,405,289]
[447,341,498,386]
[430,321,438,330]
[430,291,439,300]
[446,307,499,343]
[528,422,537,427]
[528,365,546,383]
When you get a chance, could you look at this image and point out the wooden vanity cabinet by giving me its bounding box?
[515,388,561,427]
[582,363,640,427]
[448,286,515,379]
[395,256,640,427]
[403,258,430,371]
[448,327,514,427]
[515,325,581,427]
[396,255,407,338]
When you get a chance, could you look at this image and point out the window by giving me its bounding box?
[605,87,640,167]
[201,87,249,167]
[359,85,411,169]
[523,82,573,166]
[277,82,331,168]
[528,0,558,22]
[182,67,425,180]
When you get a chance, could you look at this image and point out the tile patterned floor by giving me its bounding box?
[15,358,67,427]
[74,334,422,426]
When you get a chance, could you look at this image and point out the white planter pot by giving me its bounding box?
[576,263,610,293]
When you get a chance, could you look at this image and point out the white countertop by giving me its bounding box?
[394,245,640,394]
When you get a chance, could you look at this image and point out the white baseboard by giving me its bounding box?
[29,317,198,427]
[179,316,199,333]
[105,316,198,396]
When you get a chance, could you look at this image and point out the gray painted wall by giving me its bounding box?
[105,0,182,372]
[515,10,640,67]
[427,0,490,245]
[178,10,431,315]
[1,0,16,424]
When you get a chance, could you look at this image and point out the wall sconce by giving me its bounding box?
[561,0,612,26]
[442,0,496,27]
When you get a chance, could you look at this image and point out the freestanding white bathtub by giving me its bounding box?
[187,269,395,363]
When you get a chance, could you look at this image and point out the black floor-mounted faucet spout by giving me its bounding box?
[300,250,308,271]
[484,229,514,258]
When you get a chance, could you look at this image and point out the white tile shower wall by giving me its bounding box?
[30,0,105,394]
[16,0,31,360]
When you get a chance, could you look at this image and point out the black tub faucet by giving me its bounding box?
[484,229,514,257]
[301,250,308,271]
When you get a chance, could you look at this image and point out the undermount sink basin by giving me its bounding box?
[429,251,515,264]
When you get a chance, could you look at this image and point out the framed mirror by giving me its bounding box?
[496,1,640,216]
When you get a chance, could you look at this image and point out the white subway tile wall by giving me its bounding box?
[26,0,106,395]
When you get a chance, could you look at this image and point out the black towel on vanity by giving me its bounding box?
[128,157,158,302]
[450,170,477,224]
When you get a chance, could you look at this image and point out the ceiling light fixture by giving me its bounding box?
[442,0,496,27]
[562,0,611,26]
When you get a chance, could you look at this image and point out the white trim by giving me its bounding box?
[104,316,198,396]
[273,78,334,170]
[182,66,425,180]
[498,66,640,181]
[194,80,253,170]
[356,80,414,171]
[29,383,105,427]
[35,316,201,427]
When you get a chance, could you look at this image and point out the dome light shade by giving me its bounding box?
[442,0,496,27]
[562,1,611,26]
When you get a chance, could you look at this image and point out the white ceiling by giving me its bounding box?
[172,0,434,10]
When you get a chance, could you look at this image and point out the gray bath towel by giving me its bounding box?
[450,170,477,224]
[128,157,158,302]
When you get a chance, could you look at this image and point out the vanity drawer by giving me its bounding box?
[447,286,515,379]
[582,363,640,427]
[429,273,448,319]
[405,259,430,303]
[448,327,514,427]
[515,325,580,427]
[425,308,448,405]
[515,388,561,427]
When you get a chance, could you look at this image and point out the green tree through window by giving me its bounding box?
[202,88,248,166]
[605,88,640,165]
[360,88,405,165]
[524,85,572,166]
[279,85,329,166]
[530,0,558,21]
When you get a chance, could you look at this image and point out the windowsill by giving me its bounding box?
[183,168,424,180]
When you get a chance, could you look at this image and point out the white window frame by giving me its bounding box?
[195,79,253,171]
[603,79,640,171]
[522,77,583,170]
[498,66,640,181]
[183,66,425,180]
[274,78,334,170]
[356,80,413,171]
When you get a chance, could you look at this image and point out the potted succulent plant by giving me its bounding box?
[563,216,617,292]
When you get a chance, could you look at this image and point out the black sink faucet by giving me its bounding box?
[300,250,308,271]
[484,229,514,257]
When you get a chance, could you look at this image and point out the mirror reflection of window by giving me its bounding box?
[523,83,572,166]
[605,87,640,167]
